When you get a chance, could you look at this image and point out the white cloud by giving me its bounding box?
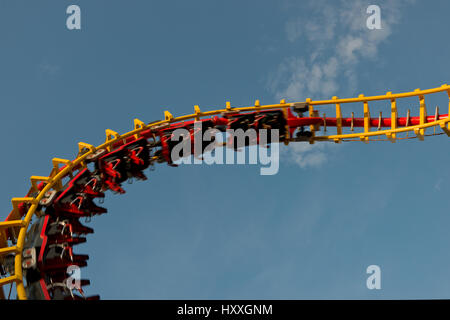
[268,56,340,102]
[270,0,414,101]
[281,141,339,169]
[337,35,364,64]
[38,62,60,76]
[268,0,415,168]
[434,178,442,191]
[285,18,302,43]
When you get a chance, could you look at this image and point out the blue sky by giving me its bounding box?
[1,0,450,299]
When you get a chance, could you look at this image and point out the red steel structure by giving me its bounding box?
[1,84,449,299]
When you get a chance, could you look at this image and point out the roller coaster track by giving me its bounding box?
[1,84,449,300]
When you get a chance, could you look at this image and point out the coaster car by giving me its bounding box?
[52,189,107,219]
[96,137,151,193]
[71,168,104,198]
[26,277,99,300]
[157,118,225,165]
[22,216,94,299]
[225,110,288,148]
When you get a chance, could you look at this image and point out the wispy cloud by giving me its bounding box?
[38,61,60,76]
[269,0,415,168]
[281,141,339,169]
[434,178,442,191]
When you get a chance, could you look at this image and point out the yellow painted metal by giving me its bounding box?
[0,233,6,251]
[448,88,450,115]
[78,142,96,154]
[387,92,397,142]
[3,198,39,299]
[279,99,290,145]
[77,142,96,166]
[105,129,120,151]
[134,119,146,139]
[0,221,26,229]
[164,111,174,121]
[52,158,72,170]
[0,246,18,257]
[333,96,342,143]
[316,85,449,141]
[307,99,315,145]
[416,90,427,140]
[51,158,72,190]
[440,122,450,136]
[280,104,290,146]
[315,118,449,141]
[446,87,450,133]
[30,176,51,192]
[1,84,450,299]
[134,119,145,130]
[105,129,120,141]
[11,198,36,214]
[0,232,6,258]
[0,276,18,286]
[194,105,201,121]
[447,88,450,115]
[361,95,370,144]
[307,84,450,106]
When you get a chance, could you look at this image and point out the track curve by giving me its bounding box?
[1,84,449,299]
